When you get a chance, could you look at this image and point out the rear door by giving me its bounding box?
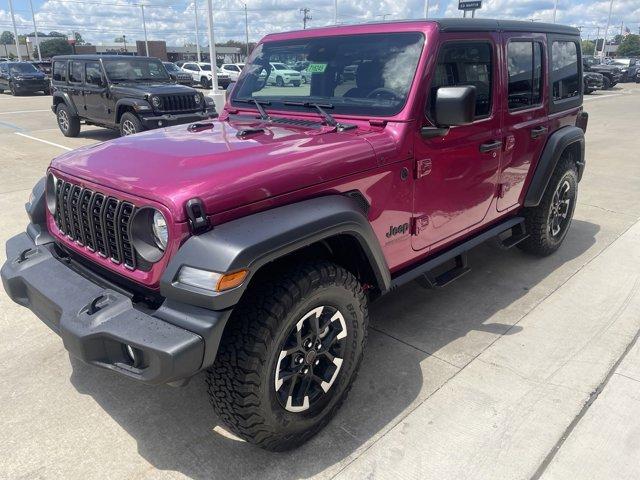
[83,61,110,123]
[412,35,502,251]
[67,60,86,116]
[498,33,549,211]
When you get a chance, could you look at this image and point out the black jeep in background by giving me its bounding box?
[582,55,622,89]
[0,61,50,95]
[51,55,217,137]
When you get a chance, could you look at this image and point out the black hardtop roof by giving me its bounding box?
[435,18,580,35]
[51,55,159,61]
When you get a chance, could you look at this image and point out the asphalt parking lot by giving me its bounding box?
[2,85,640,480]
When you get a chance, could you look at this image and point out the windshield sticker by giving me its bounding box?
[307,63,327,73]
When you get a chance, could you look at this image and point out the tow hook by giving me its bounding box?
[16,248,37,264]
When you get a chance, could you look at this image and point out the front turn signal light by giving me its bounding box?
[178,266,248,292]
[216,270,248,291]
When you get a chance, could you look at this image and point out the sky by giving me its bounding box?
[0,0,639,46]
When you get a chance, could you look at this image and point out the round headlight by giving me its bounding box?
[151,96,162,109]
[45,172,57,215]
[152,210,168,251]
[194,93,201,104]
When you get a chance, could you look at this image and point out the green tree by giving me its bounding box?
[618,34,640,57]
[581,40,595,56]
[1,31,15,45]
[48,31,66,38]
[39,37,72,58]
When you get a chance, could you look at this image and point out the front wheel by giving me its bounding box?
[207,261,368,451]
[518,157,578,256]
[119,112,144,136]
[9,82,18,96]
[275,76,284,87]
[603,77,612,90]
[201,77,211,89]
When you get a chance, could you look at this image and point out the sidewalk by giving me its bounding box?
[334,218,640,479]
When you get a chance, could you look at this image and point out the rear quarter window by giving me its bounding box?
[52,61,67,82]
[551,41,579,101]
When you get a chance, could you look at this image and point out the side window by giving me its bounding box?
[52,61,67,82]
[228,65,239,72]
[69,61,83,83]
[507,41,543,110]
[184,64,196,71]
[431,42,493,119]
[85,62,102,85]
[551,41,579,101]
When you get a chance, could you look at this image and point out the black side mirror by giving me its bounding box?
[434,86,476,126]
[421,86,476,139]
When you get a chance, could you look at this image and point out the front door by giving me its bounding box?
[412,35,502,251]
[83,61,111,123]
[67,60,86,116]
[498,33,549,211]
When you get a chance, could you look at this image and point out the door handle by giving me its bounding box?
[479,140,502,153]
[531,126,548,139]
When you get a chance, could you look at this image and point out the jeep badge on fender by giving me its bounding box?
[2,19,586,451]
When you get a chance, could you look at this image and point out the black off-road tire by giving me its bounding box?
[119,112,144,136]
[518,157,578,256]
[56,103,81,137]
[206,261,368,451]
[9,82,18,96]
[603,76,612,90]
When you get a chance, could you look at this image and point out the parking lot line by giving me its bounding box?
[584,93,625,101]
[14,132,72,151]
[0,109,50,115]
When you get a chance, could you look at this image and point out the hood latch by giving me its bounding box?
[185,198,210,233]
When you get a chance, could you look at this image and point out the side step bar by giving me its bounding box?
[389,217,525,291]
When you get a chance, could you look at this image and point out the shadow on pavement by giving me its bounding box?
[69,219,599,480]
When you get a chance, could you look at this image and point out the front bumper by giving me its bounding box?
[13,81,49,92]
[140,109,217,129]
[584,77,604,90]
[2,231,230,385]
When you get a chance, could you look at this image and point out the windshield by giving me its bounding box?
[232,32,424,117]
[103,59,171,82]
[163,62,180,72]
[9,63,38,75]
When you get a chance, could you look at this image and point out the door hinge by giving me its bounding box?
[415,158,432,179]
[411,215,429,235]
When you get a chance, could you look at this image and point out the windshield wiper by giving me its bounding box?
[283,101,338,127]
[235,98,271,120]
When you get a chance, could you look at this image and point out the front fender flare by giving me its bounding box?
[114,98,150,122]
[524,126,585,207]
[160,196,390,311]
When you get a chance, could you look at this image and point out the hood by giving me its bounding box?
[14,71,46,79]
[110,82,196,97]
[50,119,380,222]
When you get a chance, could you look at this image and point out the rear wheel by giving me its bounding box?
[56,103,80,137]
[518,157,578,256]
[119,112,144,136]
[207,261,368,451]
[603,76,612,90]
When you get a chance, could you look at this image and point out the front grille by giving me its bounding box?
[158,94,199,113]
[53,179,138,270]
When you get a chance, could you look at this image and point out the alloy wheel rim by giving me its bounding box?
[274,306,348,413]
[58,110,69,132]
[122,120,136,135]
[548,179,572,237]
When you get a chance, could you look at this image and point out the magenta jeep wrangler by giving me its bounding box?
[2,19,587,450]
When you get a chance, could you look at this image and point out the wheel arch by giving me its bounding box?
[524,126,585,208]
[115,99,148,123]
[160,195,391,311]
[52,92,77,116]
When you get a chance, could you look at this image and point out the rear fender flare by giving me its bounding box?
[524,126,585,207]
[52,91,78,116]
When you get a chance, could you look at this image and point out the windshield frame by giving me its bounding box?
[102,58,172,83]
[230,31,426,119]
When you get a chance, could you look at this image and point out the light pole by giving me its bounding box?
[601,0,614,59]
[244,3,250,60]
[193,0,201,62]
[123,35,127,54]
[141,4,149,56]
[424,0,430,19]
[28,0,42,61]
[8,0,21,61]
[334,0,337,24]
[553,0,558,23]
[205,0,225,112]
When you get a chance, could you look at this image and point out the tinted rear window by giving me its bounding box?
[507,41,543,110]
[53,61,67,82]
[551,41,579,101]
